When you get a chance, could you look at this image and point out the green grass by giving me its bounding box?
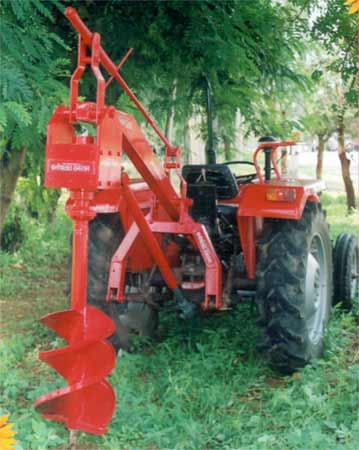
[320,193,359,238]
[0,212,71,297]
[0,194,358,450]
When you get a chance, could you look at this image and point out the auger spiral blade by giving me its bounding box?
[35,307,116,434]
[35,377,115,435]
[34,305,117,435]
[35,192,118,435]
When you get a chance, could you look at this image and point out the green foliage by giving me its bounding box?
[15,177,61,222]
[0,202,26,253]
[299,61,338,140]
[290,0,357,107]
[0,177,62,253]
[0,1,68,227]
[0,209,71,297]
[2,0,356,227]
[311,1,357,84]
[79,0,308,144]
[0,0,68,150]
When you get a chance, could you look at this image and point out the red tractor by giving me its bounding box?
[35,8,358,436]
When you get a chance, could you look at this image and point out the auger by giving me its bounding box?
[35,7,359,437]
[34,29,121,435]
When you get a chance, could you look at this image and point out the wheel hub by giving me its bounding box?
[351,251,358,299]
[305,234,327,345]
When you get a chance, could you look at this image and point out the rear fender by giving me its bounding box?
[232,182,322,280]
[237,183,320,220]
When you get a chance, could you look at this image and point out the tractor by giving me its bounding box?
[35,7,359,436]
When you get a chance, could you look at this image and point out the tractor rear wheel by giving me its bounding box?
[256,202,333,373]
[73,213,159,352]
[333,233,359,310]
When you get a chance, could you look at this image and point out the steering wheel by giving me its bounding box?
[223,160,257,183]
[223,160,255,167]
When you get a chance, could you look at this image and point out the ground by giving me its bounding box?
[0,194,358,450]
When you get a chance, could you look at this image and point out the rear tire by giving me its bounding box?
[333,233,359,310]
[256,202,333,373]
[71,213,159,352]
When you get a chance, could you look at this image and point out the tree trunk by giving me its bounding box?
[36,168,62,223]
[234,109,243,159]
[337,117,356,212]
[0,146,26,232]
[183,117,192,164]
[205,116,219,164]
[316,136,326,180]
[47,189,62,223]
[281,148,288,175]
[223,134,231,161]
[165,80,177,141]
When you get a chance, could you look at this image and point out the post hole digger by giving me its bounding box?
[35,7,359,436]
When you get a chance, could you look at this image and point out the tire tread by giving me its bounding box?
[256,202,333,373]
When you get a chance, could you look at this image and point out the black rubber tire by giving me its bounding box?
[256,202,333,373]
[333,233,359,310]
[72,213,159,352]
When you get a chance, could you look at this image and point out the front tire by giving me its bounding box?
[256,202,333,373]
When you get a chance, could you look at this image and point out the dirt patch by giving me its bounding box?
[264,376,288,388]
[0,263,68,337]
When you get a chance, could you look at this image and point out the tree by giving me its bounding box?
[78,0,307,152]
[335,82,357,211]
[3,0,352,238]
[295,0,357,210]
[299,57,338,179]
[0,0,68,231]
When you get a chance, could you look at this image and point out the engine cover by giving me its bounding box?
[187,183,217,234]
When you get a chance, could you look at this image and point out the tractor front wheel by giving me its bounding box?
[256,202,333,373]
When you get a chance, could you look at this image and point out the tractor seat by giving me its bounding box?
[182,164,239,200]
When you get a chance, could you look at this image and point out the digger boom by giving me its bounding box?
[35,7,222,434]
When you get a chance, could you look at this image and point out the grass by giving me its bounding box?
[320,193,359,238]
[0,213,71,335]
[0,194,358,450]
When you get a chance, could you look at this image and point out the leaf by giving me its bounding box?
[4,102,31,127]
[29,0,55,22]
[0,106,7,133]
[9,0,28,22]
[311,69,323,81]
